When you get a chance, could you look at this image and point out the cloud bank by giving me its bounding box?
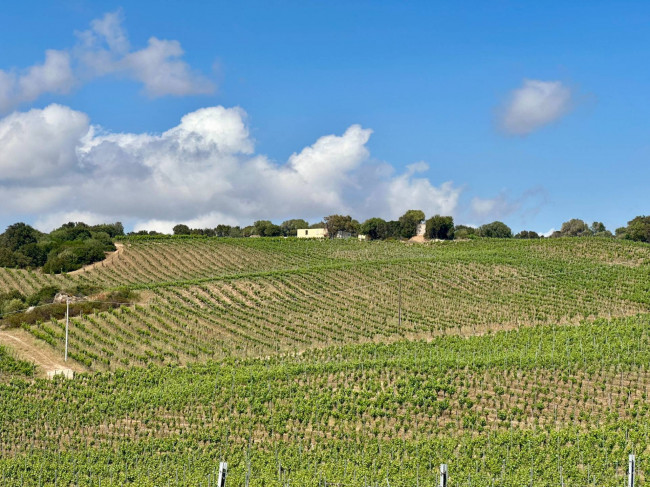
[500,79,572,135]
[0,11,213,113]
[0,104,461,232]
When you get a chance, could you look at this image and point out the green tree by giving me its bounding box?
[615,227,627,239]
[50,222,92,242]
[589,222,613,237]
[253,220,282,237]
[15,243,47,267]
[398,210,425,238]
[0,248,15,267]
[425,215,454,240]
[173,224,191,236]
[360,218,388,240]
[590,222,606,234]
[280,219,309,237]
[91,222,124,238]
[556,219,590,237]
[384,221,402,239]
[215,225,232,237]
[323,215,359,238]
[625,216,650,242]
[515,230,540,239]
[478,221,512,238]
[1,223,39,251]
[228,226,242,238]
[454,225,477,239]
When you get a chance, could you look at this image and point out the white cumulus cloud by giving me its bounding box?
[0,50,75,113]
[77,11,214,97]
[0,104,89,181]
[0,10,213,114]
[383,163,460,219]
[0,104,461,231]
[500,79,572,135]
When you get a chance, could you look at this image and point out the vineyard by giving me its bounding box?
[1,237,650,485]
[2,315,650,485]
[3,237,650,371]
[0,345,34,378]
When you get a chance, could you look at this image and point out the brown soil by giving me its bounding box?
[408,235,426,243]
[0,328,85,377]
[68,243,125,275]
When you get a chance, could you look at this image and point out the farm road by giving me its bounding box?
[69,242,125,275]
[0,328,84,377]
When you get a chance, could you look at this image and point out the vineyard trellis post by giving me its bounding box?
[628,454,635,487]
[439,464,448,487]
[217,461,227,487]
[64,298,69,362]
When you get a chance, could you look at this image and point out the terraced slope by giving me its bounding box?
[8,237,650,370]
[1,315,649,485]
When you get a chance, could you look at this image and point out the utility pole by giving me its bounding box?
[64,298,69,362]
[629,454,635,487]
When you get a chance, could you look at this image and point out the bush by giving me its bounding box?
[454,225,477,239]
[64,283,102,297]
[425,215,454,240]
[3,299,25,314]
[1,298,133,329]
[25,286,59,307]
[105,287,137,303]
[0,290,26,308]
[478,221,512,238]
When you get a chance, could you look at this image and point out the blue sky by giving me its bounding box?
[0,1,648,234]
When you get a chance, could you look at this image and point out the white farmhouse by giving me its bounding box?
[297,228,327,239]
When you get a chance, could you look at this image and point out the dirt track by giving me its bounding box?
[0,328,84,377]
[69,242,125,275]
[0,243,124,376]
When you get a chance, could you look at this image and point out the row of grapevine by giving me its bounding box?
[21,256,650,371]
[1,315,650,485]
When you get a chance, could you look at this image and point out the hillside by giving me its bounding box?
[2,237,649,371]
[1,315,649,485]
[1,237,650,485]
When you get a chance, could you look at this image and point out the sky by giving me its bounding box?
[0,1,648,235]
